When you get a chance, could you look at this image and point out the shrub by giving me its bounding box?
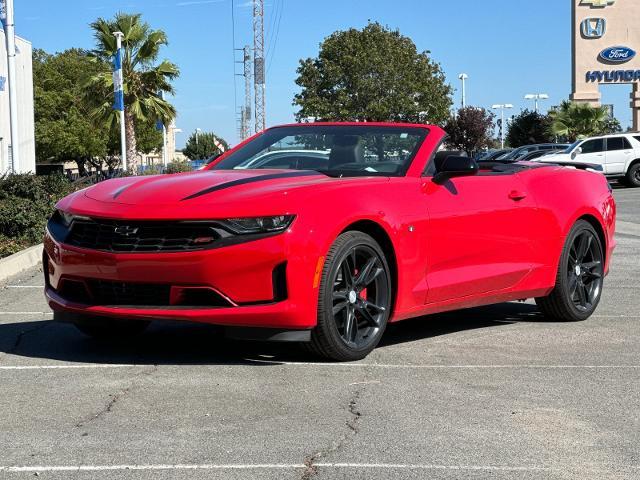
[0,173,76,258]
[165,161,193,174]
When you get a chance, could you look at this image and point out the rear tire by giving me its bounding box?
[55,311,150,340]
[307,231,392,361]
[535,220,604,321]
[625,162,640,188]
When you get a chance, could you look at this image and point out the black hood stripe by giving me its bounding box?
[181,171,320,201]
[112,184,132,199]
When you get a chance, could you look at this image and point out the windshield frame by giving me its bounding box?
[207,124,430,178]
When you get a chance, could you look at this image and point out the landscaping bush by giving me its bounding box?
[165,161,193,174]
[0,173,77,258]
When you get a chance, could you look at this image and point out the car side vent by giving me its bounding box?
[272,262,288,302]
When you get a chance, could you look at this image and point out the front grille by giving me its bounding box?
[89,280,172,306]
[66,220,220,253]
[57,279,234,307]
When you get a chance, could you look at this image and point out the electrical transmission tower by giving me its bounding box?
[253,0,266,133]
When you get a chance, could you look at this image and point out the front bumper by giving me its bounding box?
[43,228,319,330]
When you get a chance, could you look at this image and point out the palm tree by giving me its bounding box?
[87,13,179,173]
[549,101,609,142]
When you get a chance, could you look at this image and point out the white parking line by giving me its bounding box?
[0,312,52,315]
[0,464,303,473]
[0,463,636,473]
[0,365,138,370]
[5,285,44,289]
[1,362,640,371]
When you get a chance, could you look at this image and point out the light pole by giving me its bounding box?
[195,127,202,150]
[458,73,468,109]
[492,104,514,149]
[524,93,549,113]
[1,0,20,172]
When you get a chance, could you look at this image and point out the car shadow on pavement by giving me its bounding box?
[0,302,550,366]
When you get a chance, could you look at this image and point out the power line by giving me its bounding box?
[265,0,280,59]
[266,0,283,74]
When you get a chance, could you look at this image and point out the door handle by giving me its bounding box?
[508,190,527,201]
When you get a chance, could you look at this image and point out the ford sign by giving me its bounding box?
[599,46,636,63]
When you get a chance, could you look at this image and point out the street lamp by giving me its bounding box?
[524,93,549,113]
[492,104,514,149]
[195,127,202,147]
[458,73,468,109]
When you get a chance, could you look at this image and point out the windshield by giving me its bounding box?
[210,125,428,177]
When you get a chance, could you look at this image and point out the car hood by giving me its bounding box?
[535,152,571,162]
[83,169,330,206]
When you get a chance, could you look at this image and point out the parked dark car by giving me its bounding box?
[500,144,570,162]
[476,149,513,162]
[518,150,559,162]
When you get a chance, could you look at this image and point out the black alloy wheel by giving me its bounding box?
[307,231,392,361]
[332,245,389,347]
[567,230,603,312]
[536,220,604,321]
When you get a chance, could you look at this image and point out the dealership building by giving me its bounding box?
[0,29,35,174]
[572,0,640,130]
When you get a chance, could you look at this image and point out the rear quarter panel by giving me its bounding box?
[518,166,616,275]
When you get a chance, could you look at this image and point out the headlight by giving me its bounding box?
[219,215,295,235]
[57,209,75,227]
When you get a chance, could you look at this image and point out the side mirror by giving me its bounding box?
[433,156,479,184]
[571,147,582,160]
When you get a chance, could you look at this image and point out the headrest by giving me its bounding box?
[329,136,364,169]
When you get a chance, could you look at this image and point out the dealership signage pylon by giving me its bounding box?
[113,31,127,172]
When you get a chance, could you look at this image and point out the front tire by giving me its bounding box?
[535,220,604,321]
[307,231,392,361]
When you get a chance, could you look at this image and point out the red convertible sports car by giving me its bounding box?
[45,123,616,361]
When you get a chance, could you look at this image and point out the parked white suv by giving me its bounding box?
[540,133,640,187]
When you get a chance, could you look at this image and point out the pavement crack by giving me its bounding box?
[5,323,49,357]
[76,387,130,428]
[75,364,158,429]
[301,369,369,479]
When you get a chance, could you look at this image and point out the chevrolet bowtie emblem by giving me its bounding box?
[581,0,615,6]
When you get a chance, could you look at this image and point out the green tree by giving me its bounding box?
[602,116,622,135]
[506,110,553,148]
[549,101,610,142]
[183,131,229,160]
[33,48,109,175]
[444,107,495,156]
[293,22,452,124]
[86,12,179,173]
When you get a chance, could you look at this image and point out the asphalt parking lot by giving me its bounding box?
[1,186,639,480]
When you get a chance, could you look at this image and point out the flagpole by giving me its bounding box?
[113,31,127,172]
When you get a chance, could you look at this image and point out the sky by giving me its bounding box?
[13,0,634,148]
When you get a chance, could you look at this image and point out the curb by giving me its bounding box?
[0,244,43,283]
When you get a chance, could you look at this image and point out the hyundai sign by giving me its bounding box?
[587,70,640,82]
[599,46,636,63]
